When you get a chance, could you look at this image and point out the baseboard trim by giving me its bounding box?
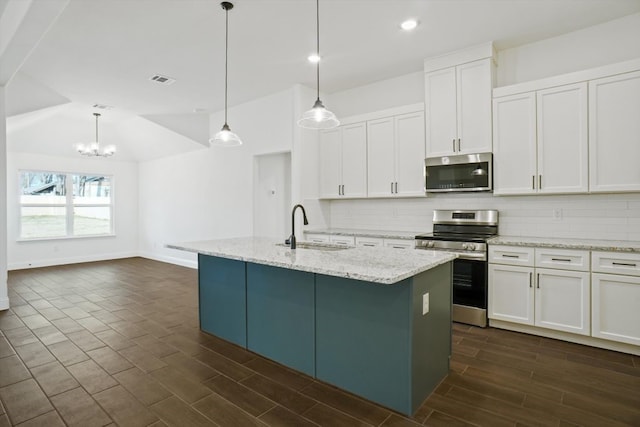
[8,252,139,271]
[138,252,198,269]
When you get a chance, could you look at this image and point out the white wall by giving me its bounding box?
[253,152,291,239]
[0,87,8,310]
[322,13,640,241]
[6,152,139,269]
[497,13,640,86]
[139,88,312,267]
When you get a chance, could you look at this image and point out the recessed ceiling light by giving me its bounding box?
[307,54,321,63]
[400,19,418,31]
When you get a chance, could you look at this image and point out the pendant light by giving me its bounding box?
[75,113,116,157]
[298,0,339,129]
[210,1,242,147]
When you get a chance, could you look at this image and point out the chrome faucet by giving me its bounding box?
[286,204,308,249]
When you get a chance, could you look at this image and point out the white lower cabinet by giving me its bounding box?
[355,237,383,248]
[489,246,591,336]
[305,233,330,244]
[383,239,414,250]
[535,268,590,335]
[591,251,640,346]
[488,264,534,325]
[329,235,355,246]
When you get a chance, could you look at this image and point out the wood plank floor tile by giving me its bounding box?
[118,344,167,372]
[112,367,172,406]
[422,410,476,427]
[0,379,53,425]
[0,336,14,358]
[31,325,66,346]
[29,360,79,397]
[193,348,254,381]
[203,374,276,417]
[66,359,118,394]
[50,387,112,427]
[93,385,159,427]
[150,396,216,427]
[14,342,55,368]
[0,355,32,388]
[46,340,89,367]
[160,351,219,382]
[299,381,391,426]
[3,327,38,348]
[149,366,212,403]
[94,329,136,351]
[193,393,269,427]
[244,357,313,391]
[86,346,134,374]
[240,373,317,415]
[15,410,65,427]
[302,402,372,427]
[258,405,318,427]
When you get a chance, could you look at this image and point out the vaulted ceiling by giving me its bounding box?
[4,0,640,161]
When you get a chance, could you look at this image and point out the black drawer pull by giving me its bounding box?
[551,258,572,262]
[502,254,519,258]
[612,262,637,267]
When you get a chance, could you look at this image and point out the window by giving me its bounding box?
[20,171,113,239]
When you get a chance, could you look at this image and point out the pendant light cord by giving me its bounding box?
[94,113,100,147]
[316,0,320,101]
[224,5,229,125]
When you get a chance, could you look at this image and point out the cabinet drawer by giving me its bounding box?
[489,246,534,267]
[329,235,356,246]
[592,251,640,277]
[355,237,383,248]
[383,239,414,250]
[535,248,590,272]
[305,233,330,244]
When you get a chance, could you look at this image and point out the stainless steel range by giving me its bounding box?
[415,209,498,327]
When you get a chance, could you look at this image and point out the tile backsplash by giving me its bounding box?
[329,192,640,241]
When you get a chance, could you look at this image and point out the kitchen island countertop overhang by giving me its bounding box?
[167,236,457,284]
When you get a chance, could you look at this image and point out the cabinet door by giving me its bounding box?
[383,239,414,250]
[319,128,342,198]
[589,70,640,192]
[537,83,588,194]
[341,123,368,198]
[425,67,457,157]
[493,93,537,195]
[456,58,493,155]
[395,112,426,196]
[367,117,396,197]
[488,264,534,325]
[535,268,590,336]
[355,237,383,248]
[592,273,640,346]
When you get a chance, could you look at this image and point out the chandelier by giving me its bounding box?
[76,113,116,157]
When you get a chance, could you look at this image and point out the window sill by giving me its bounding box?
[16,234,116,243]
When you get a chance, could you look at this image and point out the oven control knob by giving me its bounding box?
[462,243,469,250]
[467,244,476,251]
[427,241,435,248]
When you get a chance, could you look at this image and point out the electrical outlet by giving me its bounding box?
[553,208,562,220]
[422,293,429,315]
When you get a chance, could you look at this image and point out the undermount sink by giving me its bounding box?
[276,242,351,251]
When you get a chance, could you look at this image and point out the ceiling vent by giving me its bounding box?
[149,74,176,85]
[92,104,114,110]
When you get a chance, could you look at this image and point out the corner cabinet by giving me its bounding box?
[425,58,493,157]
[319,122,367,199]
[589,70,640,192]
[493,82,588,195]
[367,111,425,197]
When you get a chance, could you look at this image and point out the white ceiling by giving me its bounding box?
[4,0,640,161]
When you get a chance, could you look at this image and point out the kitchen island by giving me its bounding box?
[168,237,456,415]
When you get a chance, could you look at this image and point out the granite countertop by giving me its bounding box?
[167,237,456,285]
[489,236,640,253]
[304,228,420,240]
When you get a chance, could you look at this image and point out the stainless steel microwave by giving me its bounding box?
[425,153,492,193]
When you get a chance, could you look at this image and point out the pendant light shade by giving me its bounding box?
[210,1,242,147]
[298,0,339,129]
[75,113,116,157]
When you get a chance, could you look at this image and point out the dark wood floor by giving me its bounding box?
[0,258,639,426]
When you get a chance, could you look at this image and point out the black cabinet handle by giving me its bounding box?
[613,262,637,267]
[551,258,572,262]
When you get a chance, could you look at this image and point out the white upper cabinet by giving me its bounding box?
[493,83,588,195]
[537,83,588,194]
[425,58,493,157]
[368,112,425,198]
[589,70,640,192]
[319,123,367,199]
[493,92,537,195]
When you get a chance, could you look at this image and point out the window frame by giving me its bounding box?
[18,169,115,241]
